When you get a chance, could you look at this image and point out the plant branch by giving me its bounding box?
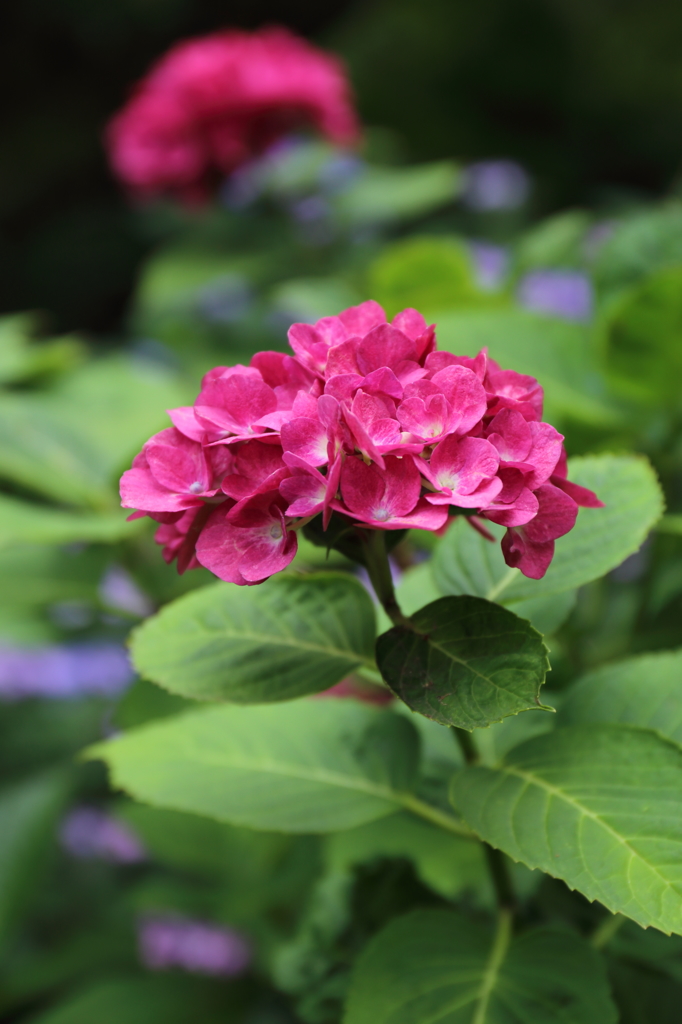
[360,529,413,628]
[590,913,625,950]
[401,793,476,839]
[452,726,516,912]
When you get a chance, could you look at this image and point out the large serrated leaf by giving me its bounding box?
[344,908,616,1024]
[131,572,377,704]
[561,650,682,748]
[434,453,664,604]
[376,595,550,730]
[88,699,423,833]
[450,724,682,934]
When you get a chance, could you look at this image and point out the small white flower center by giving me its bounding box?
[189,481,204,494]
[270,523,283,540]
[373,507,391,521]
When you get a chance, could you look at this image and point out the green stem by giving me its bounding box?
[401,793,476,840]
[591,913,625,950]
[360,529,413,628]
[452,726,479,764]
[452,726,516,912]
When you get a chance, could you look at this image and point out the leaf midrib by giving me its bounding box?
[144,621,377,672]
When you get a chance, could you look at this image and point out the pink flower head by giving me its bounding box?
[106,27,359,202]
[120,300,601,583]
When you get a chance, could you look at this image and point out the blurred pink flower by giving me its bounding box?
[107,27,359,202]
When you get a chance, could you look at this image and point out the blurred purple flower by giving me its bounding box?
[469,242,508,290]
[138,915,251,976]
[318,152,364,193]
[99,565,154,618]
[517,269,594,321]
[0,643,133,700]
[60,806,147,863]
[463,160,530,211]
[583,220,616,262]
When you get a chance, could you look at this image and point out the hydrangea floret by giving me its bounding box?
[121,301,602,584]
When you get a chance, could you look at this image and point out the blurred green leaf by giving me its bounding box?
[0,771,70,945]
[435,307,617,425]
[593,203,682,294]
[561,649,682,747]
[603,264,682,405]
[368,236,484,318]
[376,596,550,729]
[0,315,85,385]
[89,699,423,834]
[325,812,488,900]
[0,495,137,548]
[345,908,616,1024]
[130,573,377,704]
[23,976,239,1024]
[269,276,361,324]
[434,454,664,604]
[515,210,591,271]
[334,162,460,227]
[450,724,682,934]
[0,355,186,509]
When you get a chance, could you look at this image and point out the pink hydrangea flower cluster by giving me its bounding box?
[106,27,359,202]
[121,301,602,583]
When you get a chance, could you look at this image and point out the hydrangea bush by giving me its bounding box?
[5,21,682,1024]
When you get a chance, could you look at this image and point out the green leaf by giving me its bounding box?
[368,236,486,319]
[561,650,682,748]
[335,162,461,228]
[325,812,488,900]
[604,264,682,405]
[450,724,682,934]
[88,699,423,833]
[0,772,70,944]
[344,908,616,1024]
[131,572,377,704]
[0,495,137,548]
[376,595,550,730]
[25,976,236,1024]
[0,355,186,509]
[435,307,618,426]
[434,454,664,604]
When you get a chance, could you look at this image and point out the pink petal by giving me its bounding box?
[197,375,277,433]
[280,417,328,467]
[485,409,532,463]
[325,340,361,377]
[501,530,555,580]
[355,324,416,376]
[551,476,604,508]
[280,468,326,517]
[167,406,207,442]
[523,421,564,489]
[429,365,487,435]
[391,308,427,341]
[338,300,386,336]
[482,487,539,527]
[523,483,578,543]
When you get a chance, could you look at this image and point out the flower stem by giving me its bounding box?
[360,529,413,629]
[590,913,625,950]
[452,726,516,912]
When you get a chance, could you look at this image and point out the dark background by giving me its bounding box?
[3,0,682,332]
